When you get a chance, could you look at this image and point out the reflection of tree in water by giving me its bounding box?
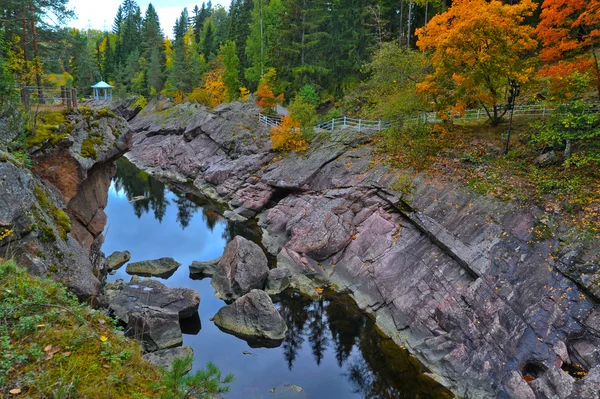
[345,314,454,399]
[308,299,328,365]
[202,208,221,231]
[114,159,225,231]
[113,158,168,222]
[278,292,311,370]
[278,290,453,398]
[173,193,200,229]
[326,294,366,367]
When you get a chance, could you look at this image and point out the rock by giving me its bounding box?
[107,250,131,271]
[534,150,557,167]
[223,210,248,223]
[211,236,269,301]
[124,101,600,397]
[189,257,221,279]
[126,257,181,278]
[212,290,287,347]
[126,306,182,352]
[108,279,200,323]
[265,268,291,296]
[143,346,194,372]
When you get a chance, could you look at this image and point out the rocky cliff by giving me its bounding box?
[125,100,600,398]
[0,107,130,301]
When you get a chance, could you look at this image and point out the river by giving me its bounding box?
[102,158,452,399]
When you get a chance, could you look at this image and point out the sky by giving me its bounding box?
[67,0,231,36]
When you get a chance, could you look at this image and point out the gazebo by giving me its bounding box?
[91,81,113,101]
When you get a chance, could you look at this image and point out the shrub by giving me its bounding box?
[270,116,308,152]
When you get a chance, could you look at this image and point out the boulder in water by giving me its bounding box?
[126,257,181,278]
[189,257,221,280]
[212,289,287,347]
[211,236,269,301]
[107,250,131,271]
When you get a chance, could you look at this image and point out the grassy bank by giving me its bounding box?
[0,259,233,398]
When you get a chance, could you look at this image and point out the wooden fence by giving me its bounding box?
[19,86,78,109]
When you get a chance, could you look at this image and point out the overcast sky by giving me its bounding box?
[67,0,231,37]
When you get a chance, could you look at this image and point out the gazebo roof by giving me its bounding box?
[91,81,113,89]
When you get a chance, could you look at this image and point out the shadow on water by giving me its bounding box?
[105,158,453,399]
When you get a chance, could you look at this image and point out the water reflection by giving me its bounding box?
[278,291,453,399]
[105,158,453,398]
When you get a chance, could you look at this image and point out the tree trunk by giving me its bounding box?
[30,3,43,104]
[564,139,572,160]
[21,3,29,85]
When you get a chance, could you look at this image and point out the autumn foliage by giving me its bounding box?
[255,68,283,114]
[416,0,538,124]
[187,66,227,108]
[536,0,600,97]
[270,115,307,152]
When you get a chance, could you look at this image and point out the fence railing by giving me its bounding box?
[19,86,78,109]
[259,103,600,133]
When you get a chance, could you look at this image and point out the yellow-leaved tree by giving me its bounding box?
[416,0,538,125]
[270,116,307,152]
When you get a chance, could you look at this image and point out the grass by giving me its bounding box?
[0,259,160,398]
[377,117,600,235]
[0,259,236,398]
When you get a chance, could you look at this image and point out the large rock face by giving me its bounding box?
[0,105,131,302]
[126,101,600,398]
[212,289,287,347]
[0,107,131,301]
[211,236,269,301]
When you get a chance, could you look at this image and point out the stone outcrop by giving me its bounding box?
[126,257,181,278]
[212,289,287,347]
[211,236,269,301]
[0,107,131,301]
[126,100,600,398]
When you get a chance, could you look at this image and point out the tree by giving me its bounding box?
[536,0,600,98]
[156,354,234,399]
[532,100,600,167]
[416,0,538,125]
[363,43,429,120]
[228,0,254,74]
[245,0,285,88]
[219,40,241,101]
[255,67,283,113]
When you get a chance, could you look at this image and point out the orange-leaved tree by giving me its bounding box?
[270,115,307,152]
[536,0,600,98]
[416,0,538,125]
[256,68,283,115]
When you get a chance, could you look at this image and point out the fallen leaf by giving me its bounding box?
[44,345,53,352]
[98,319,106,325]
[103,364,111,369]
[99,335,108,342]
[63,352,71,357]
[9,388,21,394]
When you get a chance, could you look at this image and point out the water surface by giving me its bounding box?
[103,159,452,399]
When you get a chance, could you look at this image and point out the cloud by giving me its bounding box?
[67,1,231,35]
[155,3,198,36]
[68,0,122,31]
